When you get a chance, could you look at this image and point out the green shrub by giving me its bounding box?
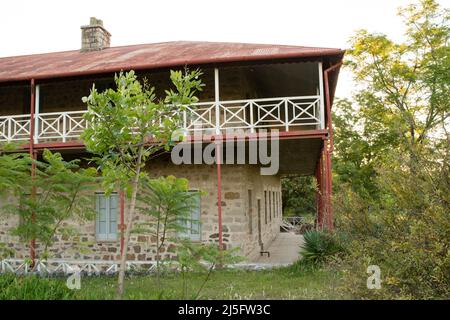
[0,274,75,300]
[333,152,450,299]
[300,230,345,264]
[285,257,319,274]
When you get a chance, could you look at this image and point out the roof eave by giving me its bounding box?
[0,50,345,84]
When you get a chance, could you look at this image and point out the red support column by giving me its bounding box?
[315,150,324,230]
[322,62,342,232]
[320,140,333,231]
[315,157,320,228]
[119,190,125,255]
[29,79,36,266]
[215,139,223,252]
[325,148,333,231]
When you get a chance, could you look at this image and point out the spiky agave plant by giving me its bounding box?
[300,230,344,264]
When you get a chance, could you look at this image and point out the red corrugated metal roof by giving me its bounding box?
[0,41,344,83]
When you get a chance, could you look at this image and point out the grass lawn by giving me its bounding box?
[74,266,348,300]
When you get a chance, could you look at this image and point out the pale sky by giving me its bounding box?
[1,0,448,98]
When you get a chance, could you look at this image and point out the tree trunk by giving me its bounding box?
[155,212,161,288]
[116,146,143,300]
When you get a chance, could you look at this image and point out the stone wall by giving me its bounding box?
[38,78,113,113]
[0,84,30,116]
[138,66,258,102]
[0,161,281,262]
[144,160,282,260]
[0,67,256,116]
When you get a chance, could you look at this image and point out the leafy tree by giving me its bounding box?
[82,69,203,299]
[346,0,449,171]
[281,176,316,217]
[0,146,33,197]
[0,149,98,260]
[332,99,380,198]
[331,0,450,299]
[332,0,449,199]
[135,175,200,287]
[334,149,449,299]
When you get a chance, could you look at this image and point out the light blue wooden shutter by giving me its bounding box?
[108,194,118,240]
[96,193,118,241]
[178,191,201,241]
[190,193,201,241]
[96,194,107,240]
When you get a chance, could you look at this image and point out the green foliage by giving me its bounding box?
[0,274,75,300]
[82,69,203,194]
[135,175,202,290]
[346,0,449,158]
[0,149,98,259]
[164,69,205,105]
[334,150,450,299]
[0,243,14,259]
[136,176,240,300]
[331,0,449,299]
[0,150,32,196]
[332,99,381,198]
[73,267,346,300]
[301,231,345,265]
[281,176,316,216]
[82,69,204,299]
[136,175,201,238]
[176,240,243,299]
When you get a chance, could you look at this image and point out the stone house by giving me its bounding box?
[0,18,344,264]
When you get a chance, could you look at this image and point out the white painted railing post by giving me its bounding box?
[214,68,220,135]
[250,102,254,133]
[7,118,11,141]
[62,113,67,142]
[34,85,40,144]
[284,99,289,131]
[318,63,325,130]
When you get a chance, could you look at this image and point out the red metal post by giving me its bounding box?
[29,79,36,266]
[215,139,223,251]
[322,61,343,231]
[320,149,325,230]
[324,146,333,231]
[119,190,125,255]
[321,143,332,231]
[315,150,324,230]
[315,162,320,229]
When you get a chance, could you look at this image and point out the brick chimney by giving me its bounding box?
[80,17,111,52]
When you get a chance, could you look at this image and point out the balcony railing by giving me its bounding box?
[0,96,323,144]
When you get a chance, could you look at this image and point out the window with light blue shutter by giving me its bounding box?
[178,191,201,241]
[96,193,118,241]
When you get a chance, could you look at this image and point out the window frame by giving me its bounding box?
[95,192,118,241]
[248,189,253,235]
[177,190,201,242]
[264,190,268,225]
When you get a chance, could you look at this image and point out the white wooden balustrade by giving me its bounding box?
[0,114,31,142]
[0,258,289,275]
[36,111,87,142]
[0,96,323,144]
